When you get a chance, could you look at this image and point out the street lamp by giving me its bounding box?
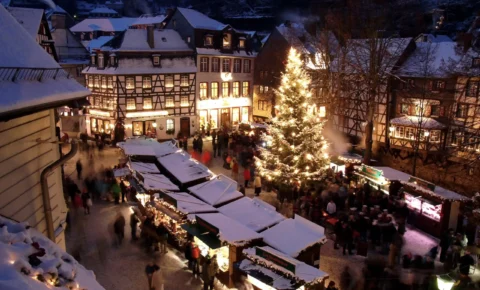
[152,122,157,128]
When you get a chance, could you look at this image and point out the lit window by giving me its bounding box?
[126,98,136,110]
[143,98,152,109]
[166,119,174,131]
[430,130,440,142]
[95,96,101,108]
[264,86,269,92]
[239,38,245,48]
[101,76,107,91]
[395,126,405,138]
[181,95,189,107]
[222,82,229,97]
[200,57,209,72]
[200,82,208,99]
[222,59,231,72]
[405,127,415,139]
[243,59,251,73]
[456,104,468,118]
[233,59,241,73]
[126,77,134,89]
[211,82,219,99]
[143,77,152,88]
[110,55,115,66]
[107,77,113,88]
[401,103,410,114]
[165,96,174,108]
[88,76,93,87]
[259,85,264,93]
[466,81,479,97]
[153,56,160,66]
[181,75,189,87]
[319,106,326,117]
[205,35,213,46]
[212,58,220,72]
[223,33,231,49]
[232,81,240,97]
[165,75,174,88]
[242,82,249,97]
[91,54,96,65]
[98,54,104,68]
[94,76,100,88]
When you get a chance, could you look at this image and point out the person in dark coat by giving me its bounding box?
[76,160,83,180]
[113,214,126,246]
[197,135,203,153]
[81,189,91,215]
[223,132,229,150]
[145,261,160,290]
[182,136,188,151]
[440,229,454,262]
[458,251,475,275]
[120,180,127,203]
[334,220,343,250]
[184,240,193,270]
[342,222,354,255]
[212,130,218,157]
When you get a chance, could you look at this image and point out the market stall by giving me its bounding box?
[118,138,178,160]
[354,164,411,195]
[188,174,244,207]
[261,215,327,267]
[237,246,328,290]
[129,161,161,174]
[182,213,263,288]
[401,177,469,237]
[157,151,213,189]
[137,172,180,192]
[329,160,346,174]
[218,197,285,232]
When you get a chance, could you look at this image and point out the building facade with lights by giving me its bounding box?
[83,26,197,140]
[166,8,259,130]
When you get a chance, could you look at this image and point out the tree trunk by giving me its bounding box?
[363,105,375,165]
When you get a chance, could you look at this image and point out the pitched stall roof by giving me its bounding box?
[0,4,90,118]
[117,29,192,52]
[6,7,44,39]
[160,191,217,215]
[129,161,161,173]
[139,173,180,191]
[370,166,411,182]
[176,7,227,30]
[188,174,244,207]
[70,17,137,32]
[157,151,212,185]
[118,138,178,157]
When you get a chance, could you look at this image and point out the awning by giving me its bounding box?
[181,223,222,249]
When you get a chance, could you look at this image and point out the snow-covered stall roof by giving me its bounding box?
[0,216,104,290]
[70,17,136,32]
[129,161,160,173]
[117,138,178,157]
[390,116,446,129]
[131,14,166,26]
[188,174,243,207]
[0,5,90,117]
[158,151,213,185]
[261,215,327,258]
[192,213,262,246]
[243,246,328,285]
[401,179,469,201]
[238,259,297,290]
[83,56,196,74]
[117,29,192,52]
[218,197,285,232]
[176,7,227,30]
[161,191,217,215]
[82,36,114,52]
[7,7,44,39]
[371,166,411,182]
[113,167,130,177]
[139,173,179,191]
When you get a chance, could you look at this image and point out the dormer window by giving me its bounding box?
[223,33,231,49]
[153,55,160,66]
[90,54,96,66]
[109,53,116,66]
[98,54,104,68]
[473,58,480,68]
[205,35,213,46]
[239,37,245,49]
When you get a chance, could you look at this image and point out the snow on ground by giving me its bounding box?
[0,216,104,290]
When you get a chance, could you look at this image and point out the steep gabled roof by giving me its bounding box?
[70,17,136,32]
[7,6,44,38]
[276,22,318,55]
[117,28,192,52]
[176,7,227,31]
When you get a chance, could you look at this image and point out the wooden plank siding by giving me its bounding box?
[0,109,67,249]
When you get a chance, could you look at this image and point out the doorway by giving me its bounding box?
[180,117,190,137]
[221,108,230,128]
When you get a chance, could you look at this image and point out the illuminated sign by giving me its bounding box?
[125,111,169,118]
[361,165,383,180]
[197,97,251,110]
[221,72,232,81]
[255,247,296,274]
[89,109,111,117]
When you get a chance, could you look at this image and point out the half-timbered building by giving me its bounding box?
[166,7,258,130]
[82,26,197,140]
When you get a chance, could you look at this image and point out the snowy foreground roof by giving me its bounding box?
[7,7,44,39]
[0,216,104,290]
[129,161,160,173]
[218,197,285,232]
[161,191,217,215]
[70,17,137,32]
[158,151,212,184]
[0,5,90,117]
[82,36,114,52]
[192,213,262,246]
[261,215,327,258]
[117,138,178,157]
[243,246,328,285]
[176,7,227,31]
[188,174,243,207]
[139,172,180,191]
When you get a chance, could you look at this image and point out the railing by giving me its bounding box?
[0,67,71,82]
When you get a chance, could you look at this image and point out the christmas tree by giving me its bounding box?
[255,48,330,187]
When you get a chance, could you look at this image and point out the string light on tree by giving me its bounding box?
[254,48,330,186]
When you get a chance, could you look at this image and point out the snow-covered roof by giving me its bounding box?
[193,213,262,246]
[7,7,44,39]
[70,17,136,32]
[238,259,297,289]
[188,174,243,207]
[113,167,130,177]
[196,48,256,58]
[455,47,480,75]
[415,33,453,43]
[139,173,180,191]
[176,7,227,31]
[371,166,411,182]
[158,151,212,184]
[243,246,328,285]
[117,29,192,52]
[129,161,160,173]
[276,22,318,55]
[82,56,196,74]
[218,197,285,232]
[396,42,462,77]
[401,179,469,201]
[89,6,118,15]
[261,215,327,258]
[82,36,114,52]
[0,216,104,290]
[161,191,217,215]
[390,116,446,129]
[117,138,178,157]
[131,14,166,26]
[261,33,270,44]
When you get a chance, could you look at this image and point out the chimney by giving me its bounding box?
[284,20,291,28]
[147,25,154,49]
[51,13,66,29]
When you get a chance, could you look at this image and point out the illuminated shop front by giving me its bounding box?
[88,109,114,135]
[197,97,251,129]
[354,165,411,195]
[401,177,468,237]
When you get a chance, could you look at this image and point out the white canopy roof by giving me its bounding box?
[188,174,243,206]
[117,138,178,157]
[193,213,262,246]
[158,151,212,184]
[129,161,160,173]
[261,215,327,258]
[161,192,217,215]
[371,166,411,182]
[218,197,285,232]
[113,167,130,177]
[140,173,179,191]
